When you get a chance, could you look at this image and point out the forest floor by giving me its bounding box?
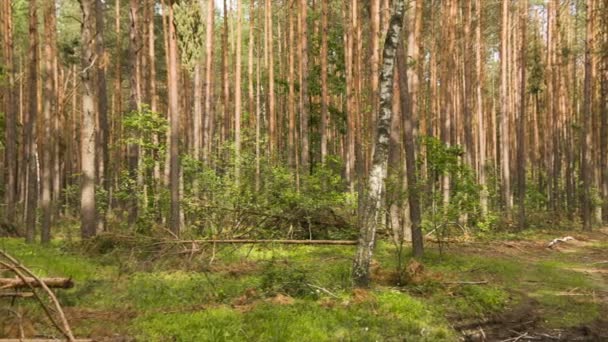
[0,227,607,341]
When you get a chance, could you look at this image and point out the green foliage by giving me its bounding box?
[418,137,482,237]
[260,261,316,298]
[173,1,206,71]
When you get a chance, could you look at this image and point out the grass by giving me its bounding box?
[1,232,606,340]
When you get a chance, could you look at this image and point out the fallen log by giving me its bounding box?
[162,239,358,246]
[0,277,74,290]
[0,340,92,342]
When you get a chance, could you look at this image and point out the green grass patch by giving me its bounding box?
[133,294,454,342]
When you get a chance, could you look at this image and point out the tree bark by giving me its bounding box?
[41,0,57,244]
[397,41,423,259]
[320,0,329,164]
[80,0,98,239]
[203,0,214,163]
[2,0,18,224]
[517,0,528,229]
[167,0,181,235]
[500,0,512,219]
[299,0,309,172]
[25,0,39,243]
[235,0,242,183]
[95,0,109,234]
[353,0,407,288]
[581,0,593,231]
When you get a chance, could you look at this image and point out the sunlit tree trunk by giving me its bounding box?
[476,0,487,216]
[235,0,242,183]
[41,0,57,244]
[80,0,98,239]
[320,0,329,164]
[167,0,180,235]
[203,0,214,163]
[353,0,406,287]
[299,0,309,172]
[500,0,512,219]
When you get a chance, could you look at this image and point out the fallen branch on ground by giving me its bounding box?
[547,236,575,248]
[0,277,74,290]
[0,250,76,341]
[443,281,488,285]
[158,239,358,246]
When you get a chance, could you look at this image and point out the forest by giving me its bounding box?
[0,0,607,340]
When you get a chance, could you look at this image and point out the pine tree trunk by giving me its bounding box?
[41,0,56,244]
[581,0,593,230]
[80,0,98,239]
[167,0,180,235]
[95,0,109,234]
[397,41,423,259]
[234,0,242,183]
[517,0,528,229]
[2,0,18,224]
[203,0,214,163]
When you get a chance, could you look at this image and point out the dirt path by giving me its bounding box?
[457,228,608,341]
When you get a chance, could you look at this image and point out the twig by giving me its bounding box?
[307,283,339,298]
[443,281,488,285]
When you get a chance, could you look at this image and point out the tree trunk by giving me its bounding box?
[320,0,329,164]
[500,0,512,219]
[266,0,276,157]
[476,0,487,216]
[517,0,528,229]
[235,0,242,183]
[80,0,98,239]
[353,0,407,288]
[581,0,593,230]
[397,41,423,259]
[41,0,56,244]
[167,0,181,235]
[25,0,39,243]
[203,0,214,163]
[95,0,109,234]
[2,0,18,224]
[300,0,309,172]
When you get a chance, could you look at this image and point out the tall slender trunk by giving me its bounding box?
[353,0,407,288]
[95,0,109,233]
[167,0,181,235]
[25,0,39,243]
[80,0,98,239]
[320,0,329,164]
[234,0,242,183]
[476,0,487,216]
[266,0,275,157]
[203,0,214,163]
[517,0,528,229]
[500,0,512,219]
[581,0,593,230]
[397,42,423,258]
[299,0,309,172]
[288,7,296,169]
[3,0,18,224]
[41,0,56,243]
